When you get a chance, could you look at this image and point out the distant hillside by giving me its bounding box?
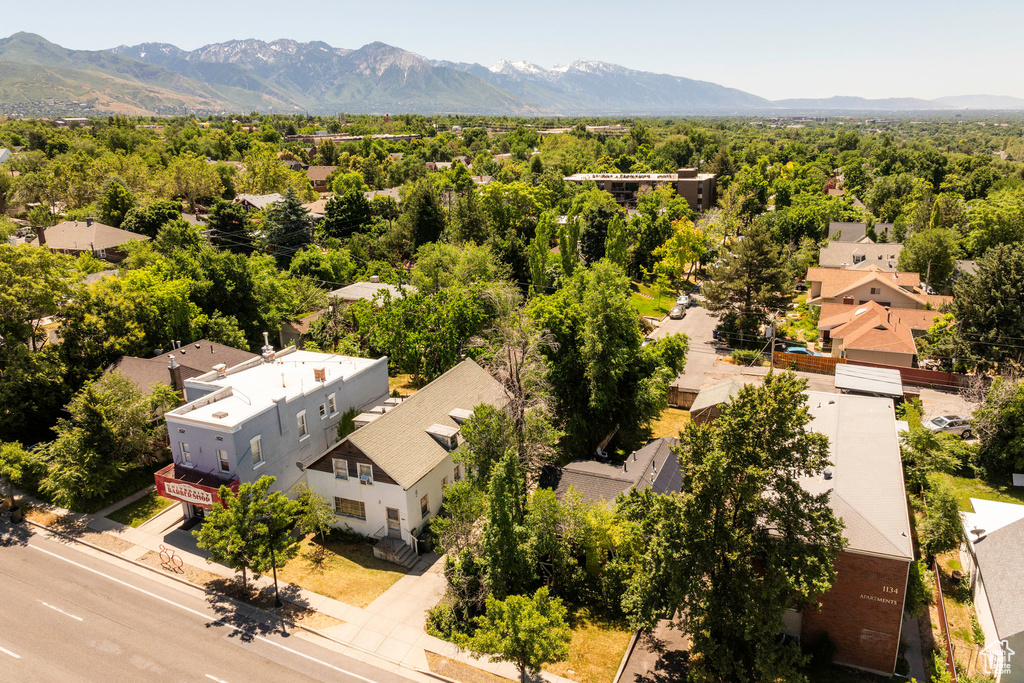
[776,94,1024,112]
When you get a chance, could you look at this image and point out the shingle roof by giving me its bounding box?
[972,517,1024,639]
[820,301,918,355]
[690,380,744,414]
[801,392,913,560]
[234,193,283,210]
[819,302,941,333]
[30,220,148,251]
[104,340,258,395]
[827,221,868,243]
[329,281,415,302]
[345,359,508,489]
[306,166,337,182]
[818,241,903,270]
[805,267,951,308]
[543,438,681,505]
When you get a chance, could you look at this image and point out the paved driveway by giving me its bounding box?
[652,304,724,392]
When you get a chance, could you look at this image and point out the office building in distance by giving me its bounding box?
[563,168,716,211]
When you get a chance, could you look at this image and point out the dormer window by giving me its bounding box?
[427,424,460,450]
[448,408,473,424]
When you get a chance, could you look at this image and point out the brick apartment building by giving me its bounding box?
[563,168,716,212]
[793,392,914,675]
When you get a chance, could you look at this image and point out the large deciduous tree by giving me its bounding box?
[949,243,1024,368]
[467,587,571,683]
[618,372,844,683]
[898,227,962,290]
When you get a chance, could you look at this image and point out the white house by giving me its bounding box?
[0,148,10,164]
[301,359,506,566]
[961,498,1024,682]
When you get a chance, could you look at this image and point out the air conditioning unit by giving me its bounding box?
[360,474,373,486]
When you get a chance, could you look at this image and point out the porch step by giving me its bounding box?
[373,537,418,568]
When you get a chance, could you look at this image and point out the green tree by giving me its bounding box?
[572,188,623,264]
[898,227,962,290]
[323,189,372,239]
[194,475,300,593]
[205,199,253,253]
[262,188,312,266]
[331,171,369,196]
[481,449,533,598]
[653,216,705,284]
[528,211,556,294]
[401,178,446,249]
[164,151,224,209]
[920,480,965,561]
[289,245,355,286]
[950,243,1024,367]
[973,377,1024,474]
[557,219,580,278]
[604,215,628,269]
[120,199,184,238]
[456,405,515,488]
[467,587,571,683]
[97,179,136,228]
[703,224,794,343]
[0,441,26,510]
[39,373,172,511]
[619,372,844,683]
[429,479,487,554]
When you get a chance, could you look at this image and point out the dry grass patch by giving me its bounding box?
[24,505,62,526]
[544,611,633,683]
[650,407,690,440]
[426,652,508,683]
[277,536,407,608]
[389,374,421,397]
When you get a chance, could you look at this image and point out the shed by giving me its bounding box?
[834,364,904,399]
[689,380,744,424]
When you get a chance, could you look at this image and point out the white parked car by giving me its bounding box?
[676,293,692,308]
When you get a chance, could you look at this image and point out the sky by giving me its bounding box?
[6,0,1024,100]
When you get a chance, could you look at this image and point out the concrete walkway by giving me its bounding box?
[22,492,574,683]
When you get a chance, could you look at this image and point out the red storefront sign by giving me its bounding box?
[154,464,239,509]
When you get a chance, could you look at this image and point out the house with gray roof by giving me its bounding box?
[818,241,903,271]
[234,193,284,212]
[104,340,259,396]
[328,279,416,304]
[541,437,681,505]
[961,499,1024,682]
[827,221,872,243]
[304,359,506,566]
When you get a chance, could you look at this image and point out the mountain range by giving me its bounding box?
[1,32,1022,116]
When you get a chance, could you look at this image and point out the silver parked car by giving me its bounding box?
[924,415,972,439]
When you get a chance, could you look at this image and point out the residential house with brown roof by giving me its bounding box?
[104,340,259,395]
[302,359,506,565]
[804,266,952,310]
[234,193,283,212]
[30,218,148,263]
[306,166,336,192]
[815,301,938,367]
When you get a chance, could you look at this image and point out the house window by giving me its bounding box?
[319,403,327,419]
[442,476,448,488]
[332,458,348,480]
[454,465,461,482]
[297,411,308,438]
[420,494,430,519]
[179,442,192,466]
[870,287,880,295]
[358,463,373,485]
[216,449,229,473]
[328,394,337,415]
[853,255,865,264]
[251,436,263,467]
[334,497,366,520]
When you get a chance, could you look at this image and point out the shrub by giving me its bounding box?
[731,349,764,366]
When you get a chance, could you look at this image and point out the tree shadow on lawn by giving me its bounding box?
[203,577,306,642]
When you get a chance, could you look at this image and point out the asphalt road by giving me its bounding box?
[0,523,414,683]
[651,303,723,391]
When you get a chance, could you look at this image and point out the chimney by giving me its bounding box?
[261,331,275,362]
[213,363,227,378]
[168,354,184,390]
[86,216,93,227]
[37,226,46,246]
[623,461,627,473]
[369,274,381,283]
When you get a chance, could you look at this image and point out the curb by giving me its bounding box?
[21,518,461,683]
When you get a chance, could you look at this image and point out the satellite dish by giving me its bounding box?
[970,528,986,536]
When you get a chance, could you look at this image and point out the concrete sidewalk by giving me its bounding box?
[22,492,575,683]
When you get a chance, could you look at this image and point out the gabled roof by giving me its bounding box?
[971,515,1024,639]
[690,380,745,414]
[340,359,507,489]
[541,438,681,505]
[801,392,913,560]
[819,302,942,333]
[820,301,918,355]
[827,221,868,243]
[30,220,148,251]
[329,281,415,302]
[306,166,336,182]
[104,340,259,395]
[234,193,283,210]
[818,241,903,270]
[805,267,952,308]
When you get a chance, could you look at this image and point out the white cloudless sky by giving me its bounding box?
[5,0,1022,100]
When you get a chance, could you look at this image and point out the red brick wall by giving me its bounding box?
[801,550,910,674]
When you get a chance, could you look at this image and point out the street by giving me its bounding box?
[651,303,723,392]
[0,523,415,683]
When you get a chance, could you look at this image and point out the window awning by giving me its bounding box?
[154,464,239,509]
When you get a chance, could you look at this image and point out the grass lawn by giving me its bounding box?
[804,665,889,683]
[389,373,421,397]
[106,491,174,527]
[277,535,407,608]
[631,282,674,320]
[929,472,1024,512]
[544,610,633,683]
[650,407,690,439]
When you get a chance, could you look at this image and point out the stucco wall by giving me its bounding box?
[844,348,915,368]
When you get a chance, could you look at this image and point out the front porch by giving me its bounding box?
[373,535,419,569]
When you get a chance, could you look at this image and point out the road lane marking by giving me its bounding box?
[205,675,228,683]
[28,543,379,683]
[39,600,84,621]
[0,644,20,659]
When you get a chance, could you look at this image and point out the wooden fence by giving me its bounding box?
[934,559,959,683]
[771,352,971,391]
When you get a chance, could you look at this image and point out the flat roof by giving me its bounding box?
[564,172,715,182]
[802,391,913,560]
[169,348,382,429]
[834,364,904,398]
